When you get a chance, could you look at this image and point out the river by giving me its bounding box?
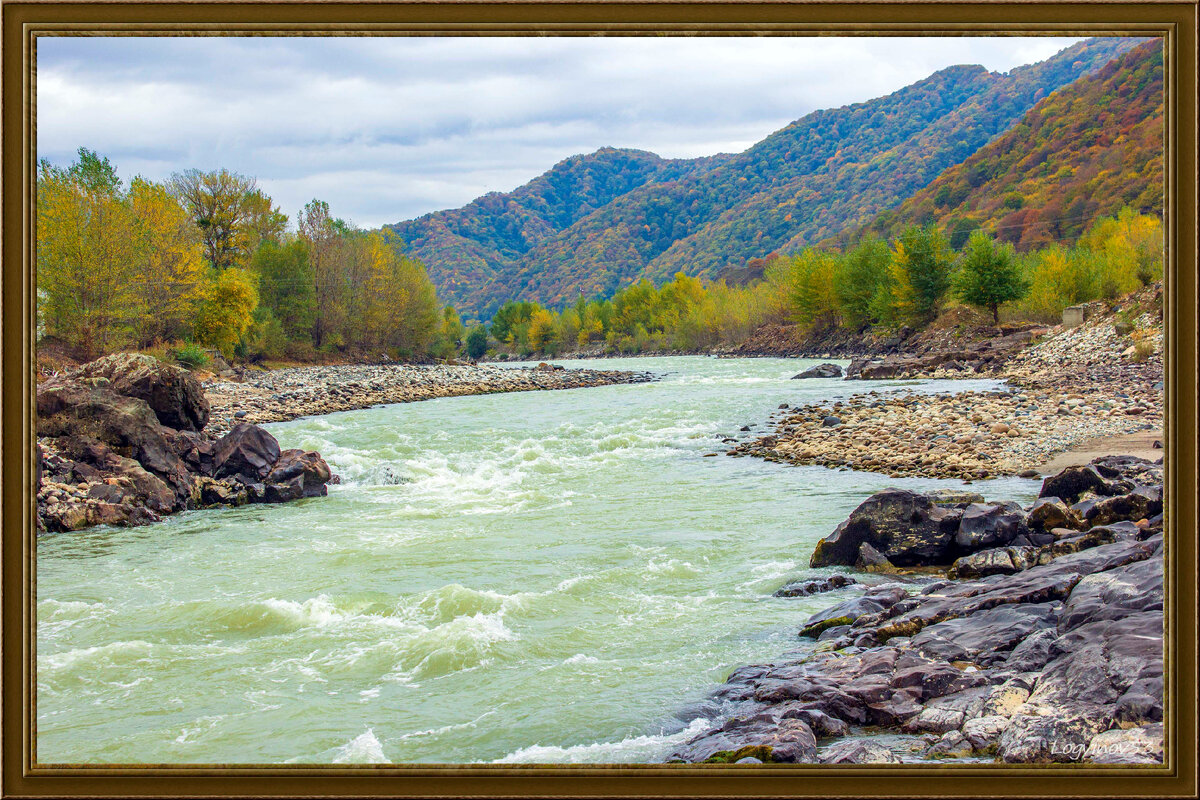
[36,356,1041,764]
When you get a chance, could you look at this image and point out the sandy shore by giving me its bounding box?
[1037,430,1164,475]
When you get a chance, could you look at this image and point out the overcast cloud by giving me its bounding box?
[37,35,1082,228]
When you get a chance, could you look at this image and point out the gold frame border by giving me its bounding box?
[3,3,1196,797]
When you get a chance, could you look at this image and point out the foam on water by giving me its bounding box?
[492,717,712,764]
[332,729,389,764]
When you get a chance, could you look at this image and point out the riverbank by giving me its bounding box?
[668,455,1165,764]
[731,300,1163,480]
[202,362,654,436]
[36,356,652,532]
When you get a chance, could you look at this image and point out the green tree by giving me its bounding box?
[169,169,260,270]
[955,231,1029,324]
[833,237,890,329]
[251,239,316,342]
[465,325,489,360]
[896,225,954,321]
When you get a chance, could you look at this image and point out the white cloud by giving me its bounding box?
[36,35,1086,228]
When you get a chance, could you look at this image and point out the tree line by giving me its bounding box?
[479,208,1162,358]
[37,148,459,362]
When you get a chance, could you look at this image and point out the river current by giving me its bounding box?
[36,356,1040,764]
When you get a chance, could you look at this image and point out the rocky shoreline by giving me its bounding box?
[728,301,1163,480]
[36,355,651,533]
[666,455,1165,765]
[202,362,653,436]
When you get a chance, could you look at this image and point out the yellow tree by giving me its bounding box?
[361,230,439,357]
[527,308,559,353]
[193,268,259,356]
[37,152,139,357]
[128,177,205,346]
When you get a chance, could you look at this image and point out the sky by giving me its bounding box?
[37,35,1084,229]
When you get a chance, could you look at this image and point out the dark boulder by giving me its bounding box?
[773,574,856,597]
[1039,464,1113,504]
[70,352,209,432]
[792,363,844,380]
[809,489,963,568]
[37,386,193,504]
[955,502,1031,552]
[799,585,908,638]
[948,545,1040,579]
[1027,497,1080,531]
[210,423,282,482]
[910,602,1059,665]
[264,449,332,498]
[1057,555,1163,632]
[1084,488,1162,527]
[668,717,818,763]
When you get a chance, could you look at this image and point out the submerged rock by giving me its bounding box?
[792,363,844,380]
[773,574,857,597]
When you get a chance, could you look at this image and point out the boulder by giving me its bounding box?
[997,704,1112,763]
[798,586,908,638]
[948,546,1040,579]
[70,352,209,431]
[264,449,332,498]
[819,739,899,764]
[1084,724,1163,764]
[37,386,193,504]
[909,602,1059,665]
[1027,497,1079,532]
[962,715,1010,752]
[773,574,856,597]
[1084,488,1162,527]
[1039,465,1113,504]
[954,502,1031,552]
[668,717,818,763]
[809,489,963,568]
[792,363,844,380]
[210,423,282,482]
[1057,556,1163,632]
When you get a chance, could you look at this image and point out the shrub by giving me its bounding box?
[171,342,211,370]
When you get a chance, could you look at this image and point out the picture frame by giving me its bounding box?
[2,2,1195,797]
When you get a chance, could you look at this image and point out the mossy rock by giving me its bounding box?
[704,745,777,764]
[798,614,855,638]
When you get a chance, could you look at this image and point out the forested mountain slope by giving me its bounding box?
[390,37,1143,314]
[388,148,730,316]
[859,39,1163,250]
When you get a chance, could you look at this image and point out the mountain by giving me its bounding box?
[389,37,1144,316]
[859,39,1163,249]
[388,148,731,317]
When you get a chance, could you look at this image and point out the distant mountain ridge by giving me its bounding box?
[388,37,1145,316]
[389,148,731,315]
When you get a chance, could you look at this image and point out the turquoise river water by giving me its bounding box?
[36,356,1040,764]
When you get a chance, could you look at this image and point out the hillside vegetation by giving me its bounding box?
[862,39,1163,250]
[388,148,731,317]
[389,37,1143,316]
[481,208,1162,359]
